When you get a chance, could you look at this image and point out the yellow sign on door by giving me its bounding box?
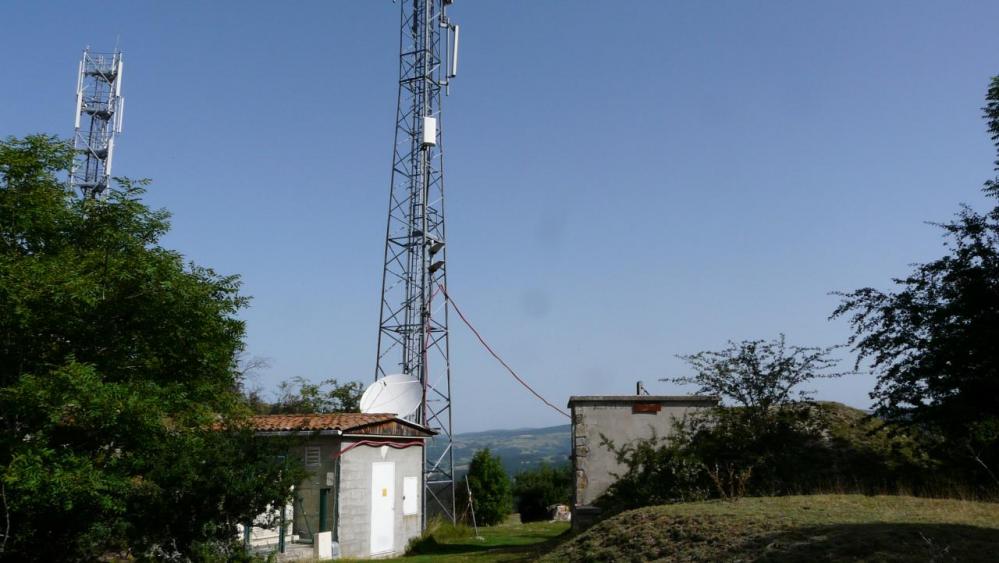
[382,488,388,497]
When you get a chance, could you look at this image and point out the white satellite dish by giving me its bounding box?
[360,374,422,418]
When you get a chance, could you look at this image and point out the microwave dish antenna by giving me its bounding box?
[359,373,422,418]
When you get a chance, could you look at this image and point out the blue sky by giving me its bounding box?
[2,1,998,431]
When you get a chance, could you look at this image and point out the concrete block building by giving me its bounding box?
[247,413,433,559]
[568,395,718,529]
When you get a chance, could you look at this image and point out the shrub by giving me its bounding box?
[467,448,513,526]
[597,428,711,513]
[596,402,944,512]
[513,464,572,522]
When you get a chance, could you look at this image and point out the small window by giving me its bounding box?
[403,476,418,515]
[305,446,321,468]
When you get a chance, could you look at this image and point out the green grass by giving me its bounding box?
[337,518,569,563]
[332,495,999,561]
[544,495,999,562]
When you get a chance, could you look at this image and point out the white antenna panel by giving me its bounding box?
[422,116,437,146]
[116,98,125,133]
[76,61,84,95]
[105,137,115,177]
[115,60,123,97]
[74,90,83,129]
[450,24,460,78]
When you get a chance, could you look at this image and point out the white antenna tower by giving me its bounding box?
[70,47,124,198]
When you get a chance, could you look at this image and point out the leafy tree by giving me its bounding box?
[466,448,512,526]
[264,376,364,414]
[833,76,999,487]
[0,135,304,561]
[512,463,572,522]
[671,335,847,426]
[235,356,365,415]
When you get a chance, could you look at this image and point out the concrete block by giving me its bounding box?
[314,531,334,559]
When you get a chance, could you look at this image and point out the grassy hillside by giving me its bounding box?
[544,495,999,562]
[341,519,570,562]
[447,424,570,476]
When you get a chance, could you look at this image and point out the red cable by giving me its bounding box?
[438,284,571,419]
[331,439,425,460]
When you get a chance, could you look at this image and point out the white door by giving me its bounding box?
[370,462,395,555]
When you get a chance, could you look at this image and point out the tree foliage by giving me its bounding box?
[0,135,303,561]
[985,76,999,198]
[597,401,937,514]
[512,463,572,522]
[255,376,364,414]
[671,335,846,425]
[466,448,513,526]
[598,337,935,513]
[833,76,999,487]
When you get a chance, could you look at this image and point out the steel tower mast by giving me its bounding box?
[70,47,124,198]
[375,0,460,522]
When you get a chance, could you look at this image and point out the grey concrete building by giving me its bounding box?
[247,413,433,559]
[568,395,718,529]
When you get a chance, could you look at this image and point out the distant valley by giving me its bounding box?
[434,424,571,476]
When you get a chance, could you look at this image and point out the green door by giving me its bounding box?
[319,488,330,532]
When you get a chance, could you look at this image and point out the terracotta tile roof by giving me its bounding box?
[249,413,398,432]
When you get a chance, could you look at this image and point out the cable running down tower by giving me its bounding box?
[70,47,124,198]
[375,0,460,522]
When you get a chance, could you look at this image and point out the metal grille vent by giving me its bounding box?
[305,447,321,468]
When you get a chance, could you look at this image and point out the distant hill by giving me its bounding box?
[440,424,571,476]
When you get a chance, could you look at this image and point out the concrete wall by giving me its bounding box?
[289,436,342,540]
[337,439,424,558]
[570,396,717,529]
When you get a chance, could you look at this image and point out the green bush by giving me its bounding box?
[594,329,965,513]
[467,448,513,526]
[597,402,943,513]
[513,464,572,522]
[597,428,711,513]
[690,403,939,496]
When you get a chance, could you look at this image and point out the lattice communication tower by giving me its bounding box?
[70,48,124,198]
[374,0,460,522]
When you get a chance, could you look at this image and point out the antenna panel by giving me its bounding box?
[450,24,459,77]
[115,60,123,97]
